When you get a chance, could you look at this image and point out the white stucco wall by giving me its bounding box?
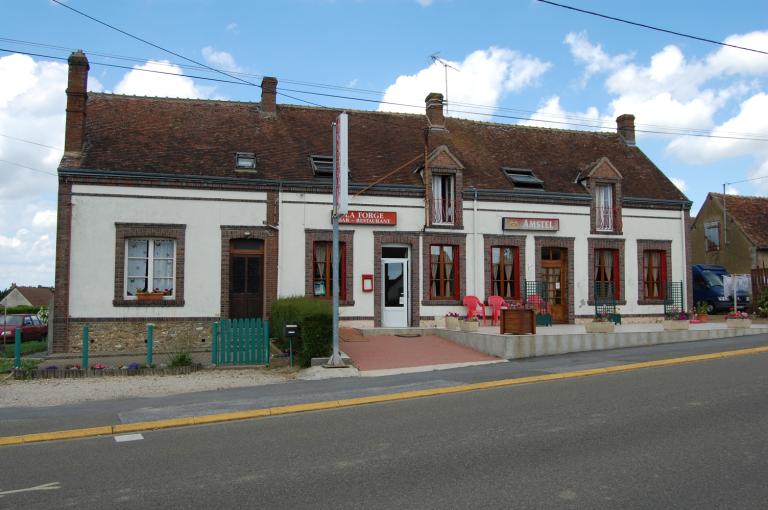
[69,185,267,318]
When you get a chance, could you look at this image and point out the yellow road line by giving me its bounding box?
[3,345,767,447]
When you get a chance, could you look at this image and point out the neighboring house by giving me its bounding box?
[52,51,691,353]
[1,285,54,309]
[691,193,768,274]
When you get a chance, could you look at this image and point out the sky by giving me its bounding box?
[1,0,767,289]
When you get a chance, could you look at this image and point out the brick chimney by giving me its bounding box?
[261,76,277,117]
[425,92,445,129]
[64,50,89,156]
[616,114,636,146]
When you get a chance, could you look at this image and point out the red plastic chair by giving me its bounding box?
[487,295,509,326]
[462,295,487,325]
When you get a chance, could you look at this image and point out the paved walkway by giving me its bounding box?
[340,328,500,373]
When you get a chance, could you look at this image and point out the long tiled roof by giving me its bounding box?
[712,193,768,247]
[64,93,688,202]
[14,286,54,306]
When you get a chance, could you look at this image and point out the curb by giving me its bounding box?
[2,345,767,447]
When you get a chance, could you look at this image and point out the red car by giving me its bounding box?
[0,314,47,343]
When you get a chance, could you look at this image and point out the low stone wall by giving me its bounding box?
[361,326,768,360]
[64,319,213,354]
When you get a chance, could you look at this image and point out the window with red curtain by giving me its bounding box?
[430,245,459,299]
[490,246,519,299]
[312,241,346,300]
[643,250,667,299]
[595,249,620,299]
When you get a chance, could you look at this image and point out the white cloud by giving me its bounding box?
[201,46,242,73]
[564,31,632,85]
[113,60,215,98]
[706,31,768,77]
[725,185,740,195]
[348,78,359,88]
[669,177,687,192]
[416,0,433,6]
[226,22,239,34]
[32,209,56,228]
[379,47,551,119]
[520,96,601,130]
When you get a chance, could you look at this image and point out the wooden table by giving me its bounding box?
[500,309,536,335]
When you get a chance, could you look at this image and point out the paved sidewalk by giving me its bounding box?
[1,332,766,440]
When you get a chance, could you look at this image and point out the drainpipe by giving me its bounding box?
[472,188,478,296]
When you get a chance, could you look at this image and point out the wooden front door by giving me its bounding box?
[541,247,568,323]
[230,239,264,319]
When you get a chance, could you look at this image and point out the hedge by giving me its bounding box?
[271,296,332,341]
[298,313,333,367]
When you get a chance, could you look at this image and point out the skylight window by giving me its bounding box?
[502,167,544,189]
[235,152,256,170]
[310,155,334,177]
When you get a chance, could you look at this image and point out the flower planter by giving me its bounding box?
[460,320,479,332]
[696,314,708,323]
[663,320,689,331]
[727,318,752,329]
[445,316,460,330]
[137,293,164,302]
[585,322,614,333]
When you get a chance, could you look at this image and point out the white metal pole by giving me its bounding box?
[327,120,344,367]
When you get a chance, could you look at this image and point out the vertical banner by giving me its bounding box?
[334,112,349,215]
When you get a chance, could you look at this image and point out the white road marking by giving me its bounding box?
[0,482,61,497]
[114,433,144,443]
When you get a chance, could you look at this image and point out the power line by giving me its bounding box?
[49,0,326,109]
[0,159,57,176]
[0,133,63,151]
[538,0,768,56]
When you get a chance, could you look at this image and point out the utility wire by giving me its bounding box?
[0,133,63,151]
[0,159,57,176]
[49,0,325,108]
[538,0,768,56]
[2,51,766,142]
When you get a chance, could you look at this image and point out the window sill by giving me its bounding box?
[587,300,627,306]
[113,298,185,307]
[428,224,463,230]
[638,299,664,305]
[592,230,624,236]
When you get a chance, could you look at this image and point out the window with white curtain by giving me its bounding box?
[595,184,614,231]
[125,239,175,297]
[431,174,455,224]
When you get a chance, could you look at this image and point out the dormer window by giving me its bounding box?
[235,152,256,170]
[309,155,334,178]
[502,167,544,189]
[431,174,455,224]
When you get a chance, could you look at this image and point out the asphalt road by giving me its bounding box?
[2,351,768,509]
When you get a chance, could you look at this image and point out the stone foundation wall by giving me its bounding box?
[574,315,664,325]
[64,319,213,354]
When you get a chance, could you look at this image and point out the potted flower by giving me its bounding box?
[444,312,461,330]
[136,288,172,302]
[585,313,614,333]
[693,301,709,323]
[663,311,689,330]
[726,309,752,329]
[460,316,480,332]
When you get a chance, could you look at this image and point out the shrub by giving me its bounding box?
[298,313,333,367]
[2,304,40,315]
[2,340,47,358]
[757,289,768,318]
[271,296,332,341]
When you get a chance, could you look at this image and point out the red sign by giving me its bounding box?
[502,217,559,231]
[339,211,397,225]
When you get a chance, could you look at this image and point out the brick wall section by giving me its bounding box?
[636,239,672,305]
[52,179,73,352]
[587,237,627,305]
[534,236,575,324]
[483,234,526,300]
[64,318,214,354]
[422,232,467,306]
[304,229,355,306]
[220,226,278,319]
[373,231,421,327]
[266,190,279,225]
[113,223,186,307]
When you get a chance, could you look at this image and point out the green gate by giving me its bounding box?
[212,318,270,366]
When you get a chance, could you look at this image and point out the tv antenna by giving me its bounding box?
[430,53,459,116]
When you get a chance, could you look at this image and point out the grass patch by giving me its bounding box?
[2,340,47,358]
[0,358,42,374]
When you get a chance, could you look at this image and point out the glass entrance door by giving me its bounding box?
[382,258,408,327]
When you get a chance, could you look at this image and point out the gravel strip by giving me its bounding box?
[0,368,296,408]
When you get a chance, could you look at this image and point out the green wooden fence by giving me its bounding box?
[212,318,270,366]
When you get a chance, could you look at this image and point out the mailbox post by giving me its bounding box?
[284,324,298,367]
